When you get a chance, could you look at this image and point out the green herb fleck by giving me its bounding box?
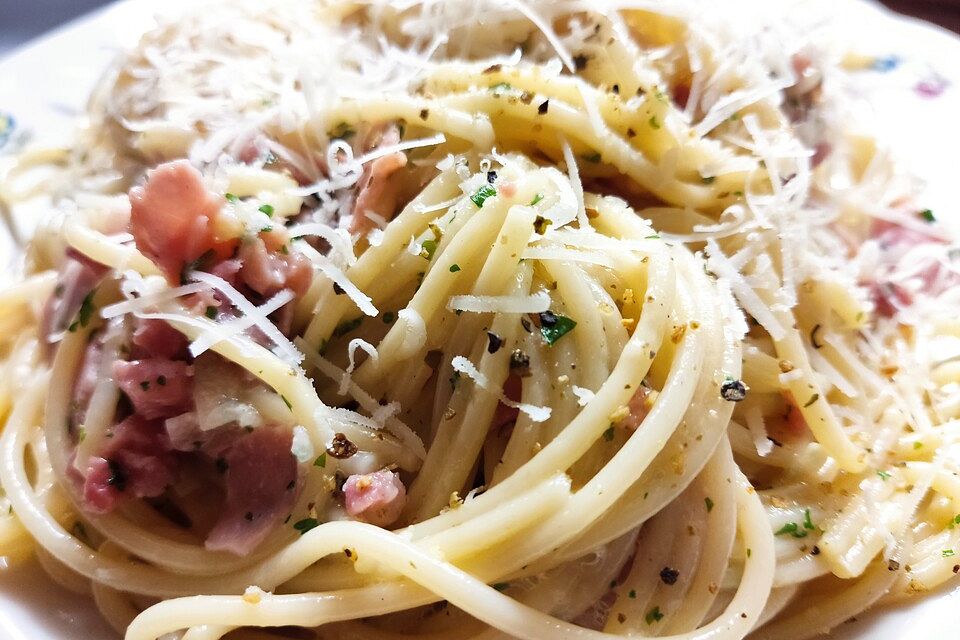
[920,209,936,223]
[913,441,923,450]
[540,313,577,345]
[293,518,320,535]
[705,497,714,513]
[225,193,240,203]
[628,589,637,599]
[449,263,461,273]
[943,549,956,558]
[333,317,363,337]
[259,204,275,217]
[471,184,497,208]
[803,508,816,531]
[701,176,716,184]
[775,522,808,538]
[492,582,510,592]
[330,122,355,140]
[281,395,293,411]
[314,453,327,468]
[581,152,602,163]
[803,393,819,408]
[205,306,217,319]
[490,82,513,94]
[530,193,544,206]
[420,239,438,260]
[877,470,891,481]
[382,311,396,324]
[603,425,615,442]
[645,606,664,625]
[648,115,661,129]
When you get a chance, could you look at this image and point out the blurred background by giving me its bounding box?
[0,0,958,56]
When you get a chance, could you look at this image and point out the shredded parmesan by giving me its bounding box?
[447,291,551,314]
[451,356,551,422]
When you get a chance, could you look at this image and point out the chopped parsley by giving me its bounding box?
[648,115,661,129]
[293,518,320,535]
[490,82,513,94]
[382,311,396,324]
[947,514,960,529]
[581,152,602,163]
[449,264,461,273]
[539,311,577,345]
[944,549,956,558]
[329,122,355,140]
[803,393,820,408]
[225,193,240,203]
[919,208,936,223]
[421,239,439,260]
[877,470,892,481]
[205,306,218,319]
[258,204,274,217]
[803,508,816,531]
[333,317,363,337]
[645,606,664,625]
[704,497,714,513]
[530,192,544,206]
[471,184,497,208]
[492,582,510,592]
[602,425,615,441]
[314,453,327,468]
[69,289,98,332]
[281,395,293,411]
[775,522,809,538]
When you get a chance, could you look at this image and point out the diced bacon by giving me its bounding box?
[114,359,193,420]
[206,426,299,556]
[129,160,239,284]
[131,318,188,359]
[616,386,651,431]
[344,470,406,527]
[672,82,691,110]
[80,415,178,514]
[72,335,104,428]
[238,237,313,298]
[350,124,408,235]
[867,219,949,317]
[492,374,522,432]
[42,255,107,343]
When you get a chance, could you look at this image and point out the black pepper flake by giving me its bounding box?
[887,559,900,571]
[244,511,254,521]
[510,349,531,372]
[573,54,588,71]
[659,567,679,585]
[327,432,358,459]
[333,282,346,295]
[537,100,550,115]
[482,63,502,74]
[539,310,558,327]
[486,331,503,354]
[486,170,498,184]
[811,545,821,555]
[611,83,620,94]
[215,457,229,474]
[419,108,430,121]
[521,317,533,333]
[106,459,127,492]
[627,128,636,138]
[157,375,167,386]
[720,378,747,402]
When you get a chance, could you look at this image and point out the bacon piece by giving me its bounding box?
[80,415,178,514]
[491,374,522,433]
[350,125,408,235]
[344,470,406,527]
[131,319,188,360]
[114,359,192,420]
[238,237,313,298]
[868,219,949,317]
[206,426,299,556]
[617,386,652,431]
[129,160,238,284]
[41,255,107,343]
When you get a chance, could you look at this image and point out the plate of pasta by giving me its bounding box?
[1,1,959,639]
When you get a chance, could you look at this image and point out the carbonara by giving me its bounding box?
[0,1,958,639]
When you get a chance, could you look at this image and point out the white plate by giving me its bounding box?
[0,1,959,638]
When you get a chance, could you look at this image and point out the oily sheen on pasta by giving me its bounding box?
[0,1,958,639]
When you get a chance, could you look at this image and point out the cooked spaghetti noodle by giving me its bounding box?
[0,2,958,639]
